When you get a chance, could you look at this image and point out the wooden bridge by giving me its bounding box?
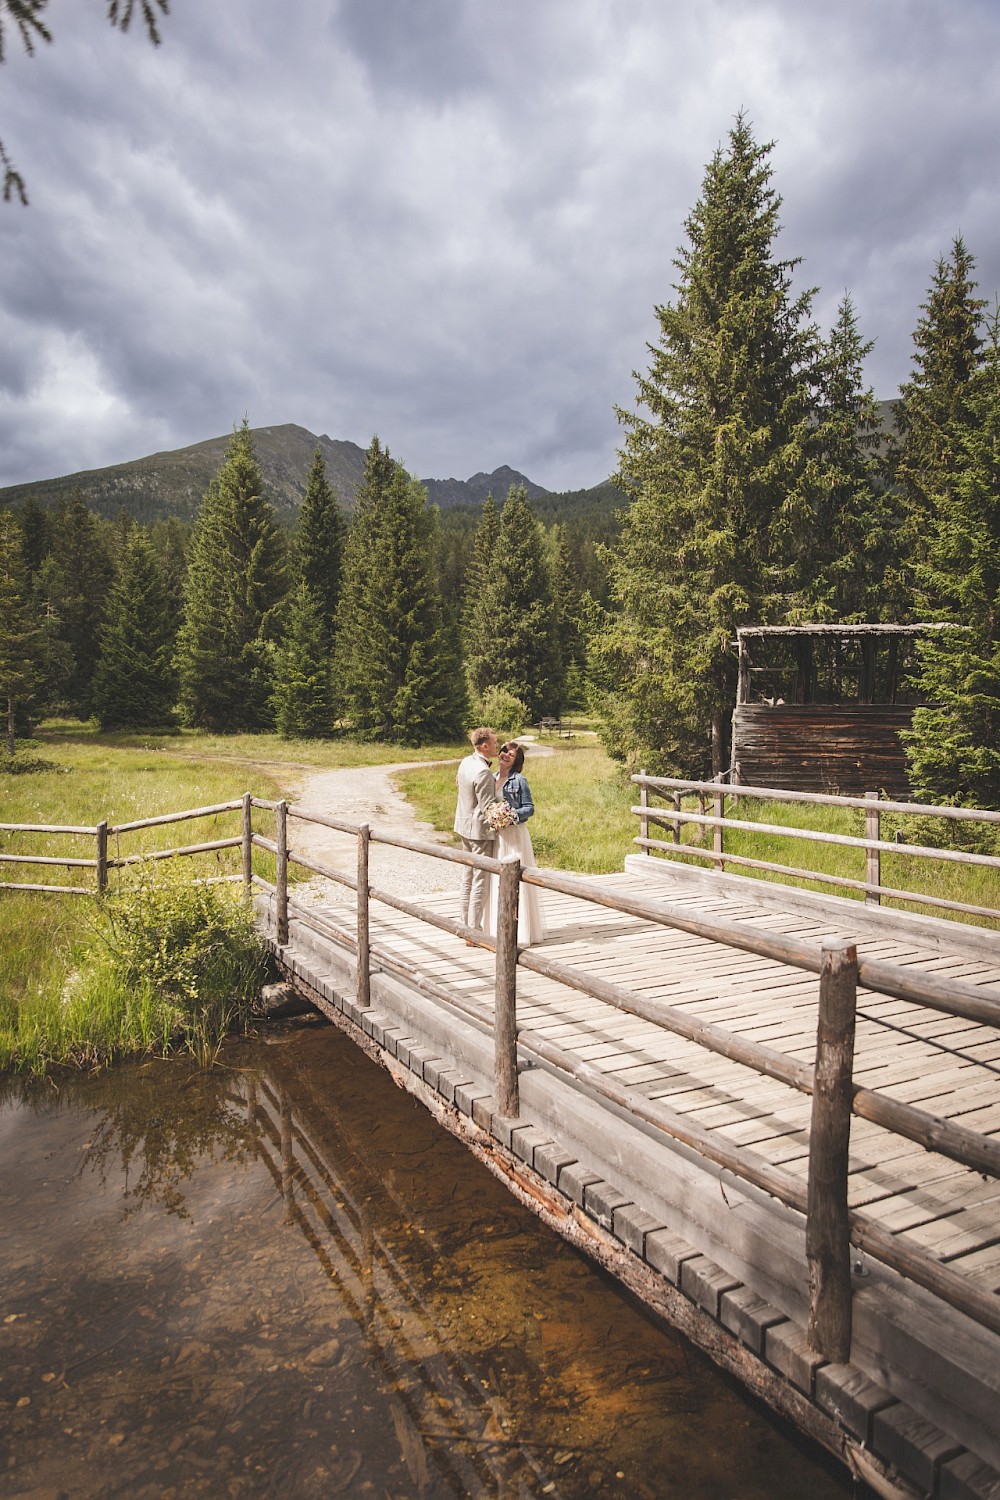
[242,777,1000,1500]
[5,775,1000,1499]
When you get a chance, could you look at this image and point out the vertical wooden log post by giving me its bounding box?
[865,791,881,907]
[806,937,858,1362]
[275,799,289,946]
[638,771,649,852]
[672,791,682,845]
[241,792,253,893]
[712,776,725,873]
[95,820,108,896]
[494,858,521,1118]
[357,823,371,1011]
[697,790,706,844]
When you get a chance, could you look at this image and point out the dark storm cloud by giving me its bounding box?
[2,0,1000,493]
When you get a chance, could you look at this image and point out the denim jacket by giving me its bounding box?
[500,771,534,823]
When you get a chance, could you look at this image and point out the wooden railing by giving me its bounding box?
[247,794,1000,1365]
[632,773,1000,924]
[0,798,248,895]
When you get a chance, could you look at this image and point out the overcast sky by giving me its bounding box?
[2,0,1000,494]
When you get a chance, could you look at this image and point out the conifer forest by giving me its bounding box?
[2,120,998,809]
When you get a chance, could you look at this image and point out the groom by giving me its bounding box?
[454,726,498,931]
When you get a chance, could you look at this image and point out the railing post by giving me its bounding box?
[357,822,371,1011]
[275,799,288,946]
[697,789,706,843]
[494,858,521,1118]
[807,938,858,1362]
[865,791,881,907]
[672,790,682,845]
[241,792,253,893]
[95,820,108,896]
[712,775,725,873]
[638,771,649,852]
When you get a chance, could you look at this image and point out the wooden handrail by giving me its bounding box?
[632,772,1000,827]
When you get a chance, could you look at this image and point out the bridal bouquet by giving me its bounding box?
[486,799,517,834]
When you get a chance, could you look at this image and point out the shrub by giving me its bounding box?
[474,686,527,740]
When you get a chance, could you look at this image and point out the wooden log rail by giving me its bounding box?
[0,799,246,896]
[247,796,1000,1359]
[630,773,1000,923]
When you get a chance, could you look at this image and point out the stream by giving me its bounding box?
[0,1014,854,1498]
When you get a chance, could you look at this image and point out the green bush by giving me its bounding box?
[0,867,268,1074]
[474,686,528,739]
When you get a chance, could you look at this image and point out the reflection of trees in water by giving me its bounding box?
[1,1058,261,1220]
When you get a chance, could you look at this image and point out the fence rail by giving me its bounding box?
[7,788,1000,1360]
[630,772,1000,923]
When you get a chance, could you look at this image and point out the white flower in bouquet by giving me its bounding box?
[486,799,517,834]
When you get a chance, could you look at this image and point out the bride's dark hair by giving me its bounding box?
[504,741,525,775]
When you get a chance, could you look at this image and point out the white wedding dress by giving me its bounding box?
[487,776,547,945]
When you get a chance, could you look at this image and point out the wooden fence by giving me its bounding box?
[5,790,1000,1364]
[632,773,1000,924]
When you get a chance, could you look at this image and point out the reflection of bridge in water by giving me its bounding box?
[244,1063,577,1498]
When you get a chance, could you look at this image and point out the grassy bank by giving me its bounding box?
[0,721,466,1071]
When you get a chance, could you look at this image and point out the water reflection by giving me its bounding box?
[0,1020,853,1498]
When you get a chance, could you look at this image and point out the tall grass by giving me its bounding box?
[0,867,268,1074]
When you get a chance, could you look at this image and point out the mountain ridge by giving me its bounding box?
[0,423,557,527]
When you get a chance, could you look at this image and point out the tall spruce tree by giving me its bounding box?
[46,490,114,716]
[801,295,898,621]
[480,486,562,722]
[92,528,177,731]
[903,313,1000,809]
[271,580,335,738]
[175,420,287,730]
[461,493,499,703]
[296,448,346,639]
[894,238,985,608]
[549,523,590,708]
[592,117,824,775]
[0,509,40,753]
[335,438,465,743]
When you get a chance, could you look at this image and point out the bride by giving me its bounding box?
[487,740,547,945]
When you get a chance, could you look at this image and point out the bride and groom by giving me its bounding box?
[453,726,547,945]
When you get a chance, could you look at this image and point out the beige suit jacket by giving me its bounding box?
[454,752,496,841]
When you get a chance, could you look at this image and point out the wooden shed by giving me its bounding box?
[730,623,956,796]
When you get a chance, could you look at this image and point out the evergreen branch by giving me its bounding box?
[106,0,169,46]
[0,0,52,63]
[0,137,27,204]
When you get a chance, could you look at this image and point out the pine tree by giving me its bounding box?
[894,238,985,606]
[549,524,590,709]
[0,509,40,753]
[461,493,499,703]
[592,116,824,774]
[335,438,465,743]
[46,491,114,716]
[903,313,1000,809]
[480,486,562,722]
[15,495,50,577]
[271,580,335,738]
[802,295,898,622]
[175,420,287,731]
[296,448,346,639]
[91,528,177,731]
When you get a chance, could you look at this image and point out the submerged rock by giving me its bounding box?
[256,983,313,1020]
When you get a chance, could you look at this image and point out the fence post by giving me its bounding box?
[357,822,371,1011]
[712,775,725,873]
[697,789,706,844]
[865,791,881,907]
[95,820,108,895]
[807,937,858,1362]
[275,799,288,946]
[638,771,649,852]
[241,792,253,893]
[672,791,682,845]
[494,858,521,1118]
